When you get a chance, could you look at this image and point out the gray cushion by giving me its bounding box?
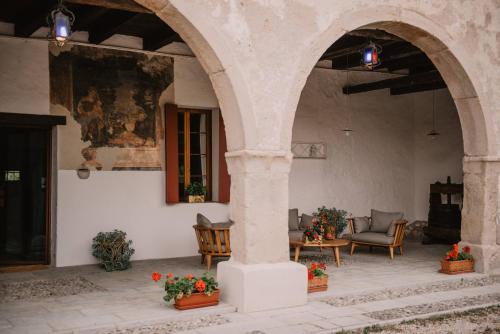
[352,232,394,245]
[386,222,397,237]
[371,209,403,233]
[299,214,314,229]
[288,230,304,242]
[197,213,213,228]
[212,221,234,229]
[353,217,370,233]
[288,209,299,231]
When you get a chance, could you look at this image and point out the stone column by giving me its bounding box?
[461,157,500,273]
[217,150,307,312]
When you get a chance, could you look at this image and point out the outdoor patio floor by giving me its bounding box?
[0,241,499,333]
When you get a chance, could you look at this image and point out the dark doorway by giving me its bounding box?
[0,127,51,266]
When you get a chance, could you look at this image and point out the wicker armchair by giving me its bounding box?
[193,225,231,270]
[347,218,408,259]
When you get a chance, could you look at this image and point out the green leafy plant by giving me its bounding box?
[315,206,348,237]
[185,182,207,196]
[92,230,135,271]
[151,272,218,302]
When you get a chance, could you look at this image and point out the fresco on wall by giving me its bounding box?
[49,44,173,170]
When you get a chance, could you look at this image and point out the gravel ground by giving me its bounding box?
[365,293,500,320]
[0,276,104,302]
[342,305,500,334]
[322,276,500,307]
[96,315,229,334]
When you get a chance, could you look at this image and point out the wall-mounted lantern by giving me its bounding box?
[47,0,75,47]
[362,42,382,70]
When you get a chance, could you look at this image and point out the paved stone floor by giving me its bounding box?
[0,241,499,333]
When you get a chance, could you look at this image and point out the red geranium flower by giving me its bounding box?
[167,273,173,278]
[185,274,193,280]
[463,246,471,253]
[311,262,317,270]
[319,262,326,270]
[308,271,314,280]
[195,279,206,292]
[151,272,162,282]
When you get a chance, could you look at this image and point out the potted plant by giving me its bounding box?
[307,262,328,293]
[186,182,207,203]
[303,216,324,244]
[92,230,135,271]
[440,244,474,274]
[151,271,219,310]
[315,206,348,239]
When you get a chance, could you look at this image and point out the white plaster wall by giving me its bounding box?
[174,56,219,108]
[289,68,463,223]
[413,89,464,221]
[56,171,229,267]
[0,37,50,115]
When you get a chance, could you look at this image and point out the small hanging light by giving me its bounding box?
[342,68,354,136]
[427,90,441,139]
[361,41,382,70]
[47,0,75,47]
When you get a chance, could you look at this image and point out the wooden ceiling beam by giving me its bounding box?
[143,30,181,51]
[14,1,55,37]
[65,0,151,14]
[72,6,109,32]
[88,10,138,44]
[343,70,443,95]
[390,80,447,95]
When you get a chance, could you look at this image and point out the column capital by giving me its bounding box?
[225,149,293,175]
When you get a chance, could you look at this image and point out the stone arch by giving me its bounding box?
[133,0,257,152]
[282,7,496,158]
[283,7,498,272]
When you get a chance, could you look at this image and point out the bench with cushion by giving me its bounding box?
[193,213,233,270]
[348,209,408,259]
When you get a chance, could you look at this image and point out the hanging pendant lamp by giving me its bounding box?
[427,90,441,139]
[342,69,354,136]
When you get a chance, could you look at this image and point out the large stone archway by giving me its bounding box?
[283,11,499,274]
[139,0,499,312]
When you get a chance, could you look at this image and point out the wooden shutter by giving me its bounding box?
[165,104,179,204]
[218,115,230,203]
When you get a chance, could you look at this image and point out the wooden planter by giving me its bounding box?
[440,259,474,275]
[308,274,328,293]
[174,289,220,310]
[188,195,205,203]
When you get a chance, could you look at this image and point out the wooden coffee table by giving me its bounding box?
[290,239,350,267]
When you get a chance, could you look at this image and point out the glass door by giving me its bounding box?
[0,127,50,266]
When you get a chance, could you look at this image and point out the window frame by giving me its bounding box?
[178,108,212,202]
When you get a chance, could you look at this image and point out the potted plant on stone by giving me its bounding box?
[307,262,328,293]
[151,271,219,310]
[440,244,474,274]
[186,182,207,203]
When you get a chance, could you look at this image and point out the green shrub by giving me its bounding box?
[92,230,135,271]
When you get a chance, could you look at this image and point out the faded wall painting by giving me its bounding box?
[49,44,173,170]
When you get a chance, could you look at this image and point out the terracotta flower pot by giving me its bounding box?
[308,274,328,293]
[440,259,474,275]
[188,195,205,203]
[174,289,220,310]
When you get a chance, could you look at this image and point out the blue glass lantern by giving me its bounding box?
[48,1,75,47]
[362,42,382,69]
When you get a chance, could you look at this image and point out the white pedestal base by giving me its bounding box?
[217,260,308,312]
